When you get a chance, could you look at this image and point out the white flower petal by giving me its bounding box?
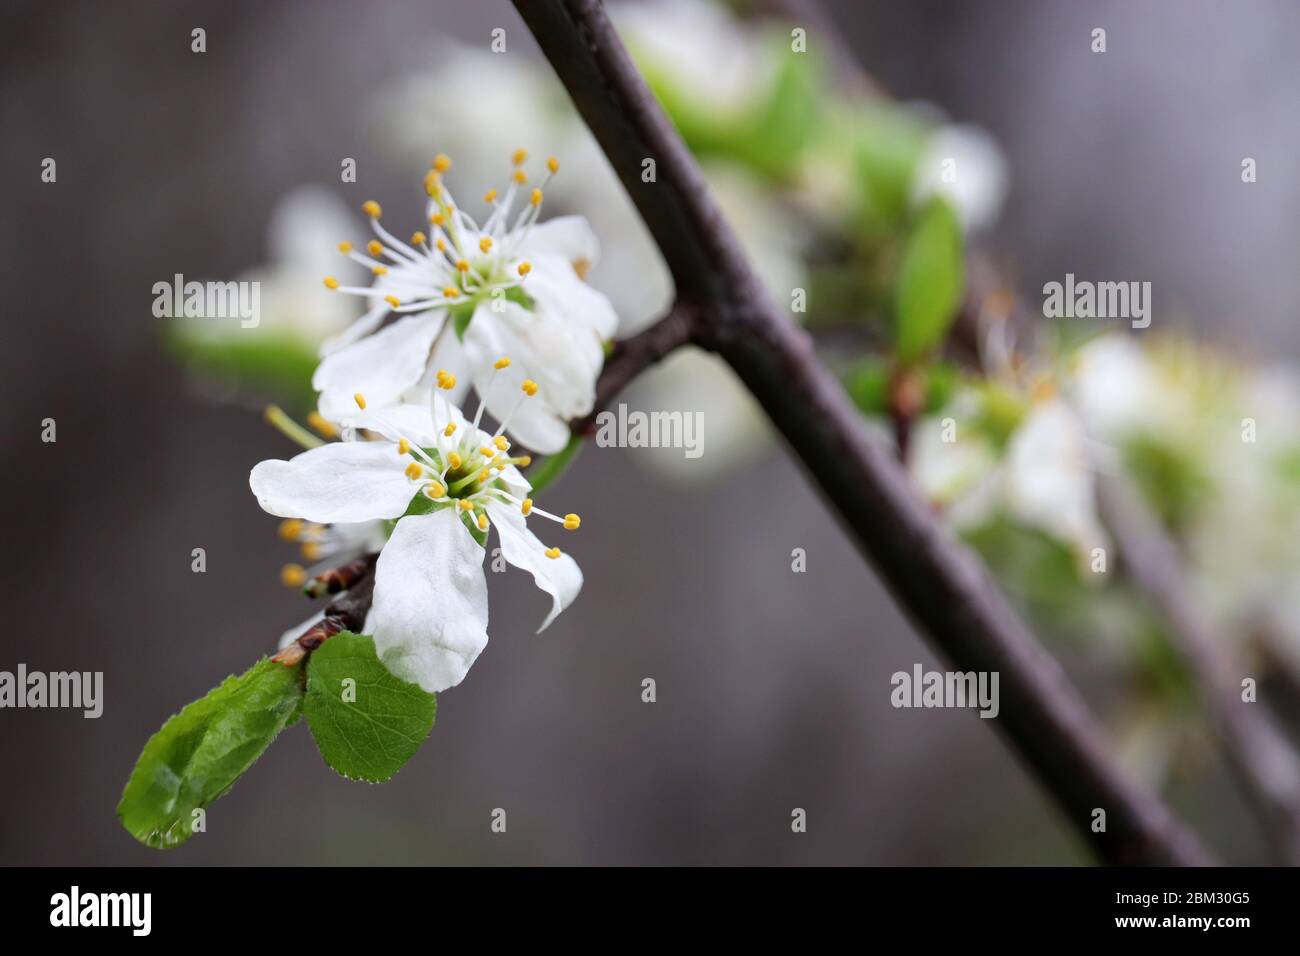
[517,215,600,270]
[486,500,582,632]
[313,313,444,421]
[250,440,419,524]
[368,509,489,693]
[349,402,441,448]
[319,303,388,357]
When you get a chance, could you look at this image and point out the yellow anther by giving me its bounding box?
[354,392,367,410]
[433,153,452,172]
[437,371,457,390]
[480,446,496,459]
[483,189,498,203]
[410,231,427,246]
[435,237,447,251]
[456,258,469,272]
[563,513,581,530]
[517,261,531,277]
[405,462,424,480]
[512,169,528,184]
[367,240,384,257]
[530,188,542,206]
[398,438,411,455]
[372,265,388,276]
[301,541,323,562]
[521,498,533,516]
[280,563,307,587]
[277,518,304,541]
[493,435,509,450]
[384,295,401,308]
[479,236,493,253]
[448,452,463,469]
[444,422,457,437]
[337,241,353,254]
[323,276,340,290]
[544,547,561,560]
[426,481,446,499]
[547,156,559,174]
[478,469,491,483]
[424,170,441,198]
[512,148,528,166]
[521,379,539,396]
[458,499,473,512]
[516,455,532,467]
[477,513,489,531]
[362,200,382,218]
[443,286,460,298]
[494,356,511,369]
[430,212,446,226]
[307,411,337,438]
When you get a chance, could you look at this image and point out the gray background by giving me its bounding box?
[0,0,1293,865]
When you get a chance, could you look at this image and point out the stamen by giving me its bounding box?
[494,356,511,369]
[544,547,561,560]
[410,231,427,246]
[372,265,389,276]
[448,452,463,470]
[522,379,539,396]
[265,405,325,450]
[323,276,340,290]
[513,169,528,184]
[444,422,457,437]
[458,499,473,512]
[281,563,307,587]
[493,435,509,450]
[307,411,337,438]
[477,513,489,531]
[483,189,498,203]
[367,240,384,257]
[426,481,446,499]
[398,438,411,455]
[512,148,528,166]
[405,462,424,480]
[443,286,460,298]
[521,498,533,516]
[517,262,531,276]
[433,153,452,172]
[563,513,581,530]
[362,200,382,218]
[384,295,401,308]
[278,519,304,541]
[337,241,353,253]
[301,541,323,562]
[354,393,367,410]
[479,236,493,253]
[547,157,559,174]
[530,188,542,206]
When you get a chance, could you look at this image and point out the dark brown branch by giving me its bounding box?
[513,0,1211,865]
[272,556,376,667]
[1098,477,1300,864]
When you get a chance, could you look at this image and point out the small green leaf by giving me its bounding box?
[117,658,304,849]
[304,632,436,783]
[894,199,965,363]
[846,356,891,415]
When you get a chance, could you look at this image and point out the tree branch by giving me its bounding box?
[1098,477,1300,864]
[511,0,1211,865]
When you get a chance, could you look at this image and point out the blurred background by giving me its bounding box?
[1,0,1298,865]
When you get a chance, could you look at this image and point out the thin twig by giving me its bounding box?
[1098,477,1300,864]
[511,0,1210,865]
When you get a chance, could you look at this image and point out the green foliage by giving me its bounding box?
[304,632,437,783]
[893,199,965,363]
[846,356,891,415]
[850,107,930,226]
[162,325,319,414]
[117,658,304,849]
[1123,434,1210,533]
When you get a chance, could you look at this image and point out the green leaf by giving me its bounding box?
[846,356,891,415]
[525,434,584,494]
[117,658,304,849]
[893,199,965,363]
[304,632,436,783]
